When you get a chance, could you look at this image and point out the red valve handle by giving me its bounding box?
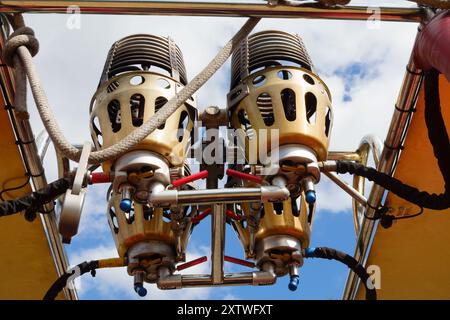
[224,256,255,268]
[226,209,244,221]
[90,172,112,184]
[171,170,208,188]
[226,169,263,184]
[176,256,208,271]
[191,208,212,223]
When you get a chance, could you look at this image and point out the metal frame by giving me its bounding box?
[0,0,430,299]
[323,135,382,236]
[0,1,424,22]
[1,84,77,301]
[342,29,424,300]
[157,204,276,289]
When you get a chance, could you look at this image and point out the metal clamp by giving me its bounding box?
[59,142,91,244]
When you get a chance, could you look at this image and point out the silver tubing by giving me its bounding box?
[327,151,362,162]
[0,1,424,22]
[12,114,77,300]
[324,172,367,207]
[358,135,383,168]
[149,186,289,206]
[342,30,424,300]
[350,135,383,235]
[158,270,276,289]
[211,204,225,284]
[35,130,51,163]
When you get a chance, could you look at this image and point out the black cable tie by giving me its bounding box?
[383,141,404,151]
[365,204,390,221]
[27,171,45,178]
[38,203,55,214]
[406,66,423,76]
[394,103,416,113]
[15,137,36,145]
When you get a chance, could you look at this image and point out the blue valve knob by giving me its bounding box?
[120,199,133,212]
[288,275,300,291]
[134,285,147,297]
[305,190,316,204]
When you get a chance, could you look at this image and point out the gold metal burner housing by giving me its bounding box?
[228,30,333,263]
[235,196,312,259]
[107,194,190,260]
[90,71,196,172]
[89,34,196,264]
[229,66,332,162]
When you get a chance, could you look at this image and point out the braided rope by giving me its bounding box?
[4,16,260,164]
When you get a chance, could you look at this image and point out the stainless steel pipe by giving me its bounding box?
[0,1,424,22]
[342,30,424,300]
[149,186,290,207]
[158,270,276,289]
[211,204,225,284]
[324,172,368,207]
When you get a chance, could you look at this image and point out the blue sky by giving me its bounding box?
[23,0,420,300]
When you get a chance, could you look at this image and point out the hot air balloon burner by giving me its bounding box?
[227,30,333,283]
[89,34,197,292]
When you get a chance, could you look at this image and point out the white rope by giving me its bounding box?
[4,16,260,164]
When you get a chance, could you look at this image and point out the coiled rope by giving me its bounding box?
[3,14,260,164]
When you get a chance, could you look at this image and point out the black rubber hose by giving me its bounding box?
[335,69,450,210]
[0,177,71,218]
[335,161,449,210]
[424,69,450,189]
[304,247,377,300]
[43,260,99,300]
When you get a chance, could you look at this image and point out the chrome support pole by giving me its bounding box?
[324,172,368,207]
[327,151,361,162]
[350,135,383,235]
[35,130,50,163]
[11,112,77,300]
[211,203,225,284]
[0,1,424,22]
[342,30,424,300]
[149,186,289,207]
[158,270,276,289]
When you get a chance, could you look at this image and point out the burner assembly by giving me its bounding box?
[83,29,336,294]
[3,1,450,302]
[227,30,333,287]
[89,34,197,295]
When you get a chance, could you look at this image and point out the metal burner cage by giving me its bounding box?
[89,34,197,265]
[228,30,333,163]
[90,34,197,172]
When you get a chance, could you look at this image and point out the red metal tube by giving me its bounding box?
[191,208,212,223]
[176,256,208,271]
[226,209,243,221]
[90,172,112,184]
[171,170,208,188]
[224,256,255,268]
[226,168,263,184]
[414,11,450,81]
